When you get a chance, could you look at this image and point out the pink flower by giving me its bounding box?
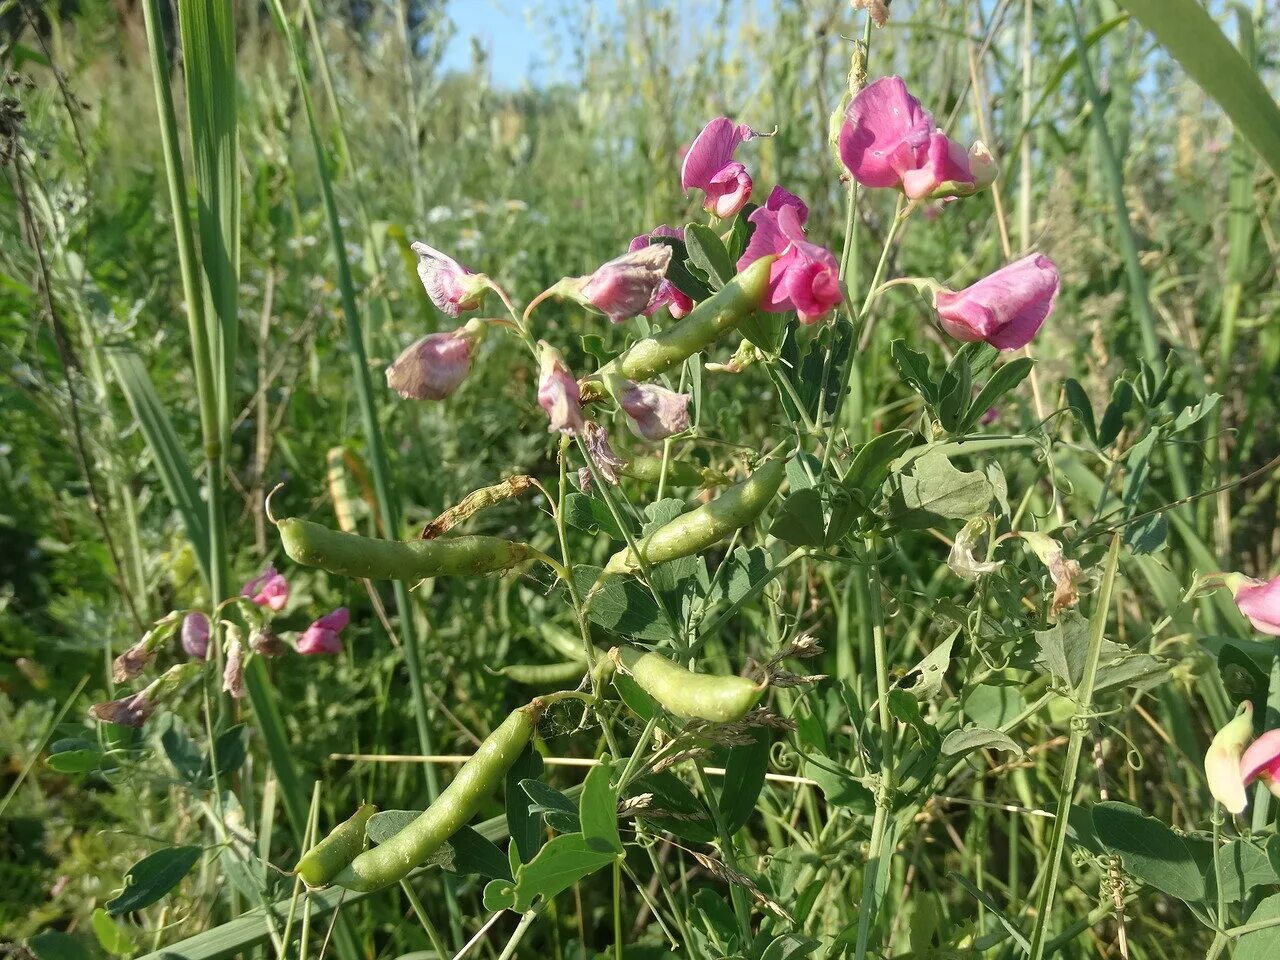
[681,117,764,218]
[297,607,349,656]
[537,342,584,436]
[411,241,487,317]
[386,329,474,400]
[242,565,290,612]
[1241,729,1280,802]
[615,380,691,441]
[839,76,995,201]
[1232,575,1280,636]
[181,612,210,660]
[739,190,841,324]
[577,246,673,324]
[934,254,1059,351]
[630,227,694,318]
[583,421,625,485]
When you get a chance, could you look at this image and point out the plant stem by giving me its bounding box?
[1026,533,1123,960]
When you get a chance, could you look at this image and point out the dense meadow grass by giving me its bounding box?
[2,0,1280,957]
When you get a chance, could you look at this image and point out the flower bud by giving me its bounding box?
[386,327,476,401]
[411,241,489,317]
[630,228,694,317]
[297,607,349,656]
[242,565,290,612]
[537,341,585,435]
[181,612,211,660]
[610,377,691,441]
[1206,701,1254,814]
[1226,573,1280,635]
[583,421,625,485]
[561,246,674,325]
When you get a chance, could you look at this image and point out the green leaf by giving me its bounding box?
[159,719,204,783]
[1092,800,1206,902]
[890,340,936,404]
[1171,393,1222,433]
[1209,840,1279,904]
[1237,894,1280,960]
[26,931,94,960]
[1093,652,1175,695]
[579,760,622,854]
[718,729,770,834]
[521,779,580,833]
[684,223,735,289]
[506,746,546,865]
[963,683,1024,729]
[843,429,915,501]
[650,235,714,301]
[613,672,657,721]
[511,833,620,911]
[106,845,202,915]
[951,873,1030,953]
[1115,0,1280,180]
[803,755,874,813]
[963,357,1033,433]
[887,449,994,527]
[574,565,668,642]
[1218,643,1269,708]
[1033,610,1121,689]
[564,493,624,540]
[1098,379,1134,446]
[445,826,513,881]
[941,725,1023,758]
[708,546,773,608]
[91,908,135,956]
[759,933,822,960]
[738,310,786,353]
[202,724,249,782]
[483,877,516,912]
[1063,377,1098,444]
[901,630,957,701]
[46,748,102,774]
[631,772,716,843]
[768,489,827,547]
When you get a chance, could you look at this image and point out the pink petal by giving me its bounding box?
[1236,576,1280,636]
[681,117,760,192]
[704,162,752,218]
[1241,729,1280,786]
[934,254,1060,351]
[738,187,810,270]
[839,76,933,189]
[902,131,975,200]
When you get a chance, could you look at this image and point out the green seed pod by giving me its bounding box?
[613,646,764,723]
[278,517,531,581]
[620,457,729,488]
[592,255,775,390]
[334,704,539,892]
[601,458,787,577]
[295,803,376,888]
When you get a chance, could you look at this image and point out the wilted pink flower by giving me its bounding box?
[576,246,673,324]
[1241,729,1280,802]
[411,241,487,317]
[839,76,995,201]
[386,329,474,401]
[250,627,287,657]
[1206,702,1254,813]
[537,342,584,435]
[583,421,625,485]
[630,227,694,318]
[615,380,691,441]
[933,254,1059,351]
[243,565,290,612]
[1231,574,1280,636]
[739,192,841,324]
[681,117,764,218]
[297,607,349,656]
[112,641,154,683]
[223,636,246,699]
[181,612,210,660]
[91,690,153,728]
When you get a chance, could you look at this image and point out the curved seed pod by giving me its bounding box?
[613,647,764,723]
[620,457,729,488]
[334,705,539,891]
[495,660,588,686]
[278,518,532,581]
[296,803,376,888]
[601,458,787,577]
[586,255,775,394]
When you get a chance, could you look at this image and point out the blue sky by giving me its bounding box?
[439,1,574,88]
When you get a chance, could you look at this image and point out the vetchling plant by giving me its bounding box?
[75,29,1280,960]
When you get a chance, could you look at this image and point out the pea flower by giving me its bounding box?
[537,341,584,435]
[1226,573,1280,636]
[297,607,349,656]
[681,117,765,218]
[630,227,694,318]
[838,76,996,201]
[223,633,246,699]
[242,564,290,611]
[556,246,674,324]
[737,187,841,324]
[611,378,691,441]
[181,612,210,660]
[1206,702,1255,814]
[583,421,626,485]
[933,255,1060,351]
[91,663,201,728]
[411,241,488,317]
[1240,730,1280,802]
[112,611,183,682]
[386,323,480,401]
